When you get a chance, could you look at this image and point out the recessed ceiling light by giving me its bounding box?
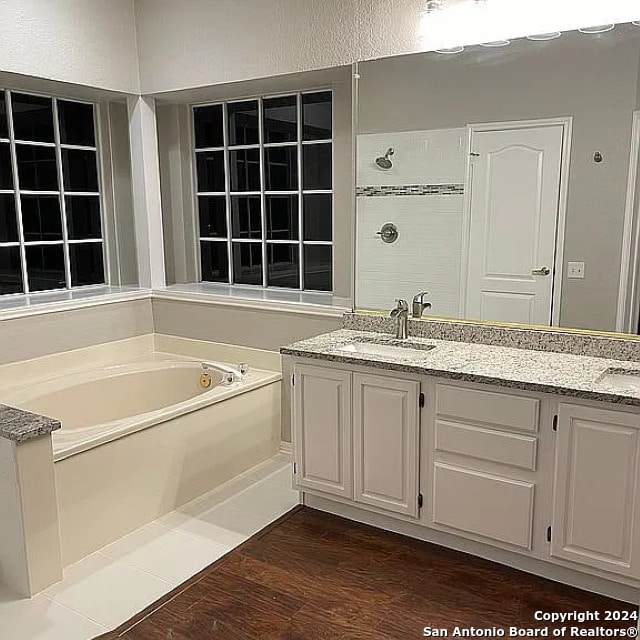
[435,46,465,54]
[578,24,615,34]
[527,32,562,41]
[480,40,510,47]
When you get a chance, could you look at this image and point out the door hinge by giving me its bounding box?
[419,392,425,408]
[546,526,552,542]
[418,493,423,509]
[293,462,297,474]
[552,415,558,432]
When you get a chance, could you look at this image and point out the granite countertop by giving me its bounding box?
[281,330,640,407]
[0,405,61,443]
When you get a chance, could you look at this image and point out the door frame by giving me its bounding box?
[615,110,640,334]
[462,117,573,327]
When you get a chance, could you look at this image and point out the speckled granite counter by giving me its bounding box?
[0,405,61,442]
[281,330,640,407]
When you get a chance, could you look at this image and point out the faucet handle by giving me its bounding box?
[394,298,409,311]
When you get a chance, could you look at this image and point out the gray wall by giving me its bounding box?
[358,30,640,332]
[0,299,153,366]
[156,66,354,300]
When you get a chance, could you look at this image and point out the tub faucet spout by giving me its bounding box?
[202,361,248,384]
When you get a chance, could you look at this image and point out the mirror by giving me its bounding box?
[355,23,640,334]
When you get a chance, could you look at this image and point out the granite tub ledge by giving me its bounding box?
[0,404,61,443]
[281,330,640,407]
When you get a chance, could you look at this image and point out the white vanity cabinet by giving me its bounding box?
[292,364,421,517]
[551,403,640,579]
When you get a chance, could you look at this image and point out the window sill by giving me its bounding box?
[0,286,151,321]
[155,283,351,317]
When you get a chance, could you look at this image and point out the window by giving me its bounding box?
[193,91,333,292]
[0,90,104,296]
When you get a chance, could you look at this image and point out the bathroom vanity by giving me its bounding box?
[281,322,640,601]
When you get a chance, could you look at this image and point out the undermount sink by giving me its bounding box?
[598,368,640,393]
[335,340,436,358]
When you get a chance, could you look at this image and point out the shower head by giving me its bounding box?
[375,148,395,169]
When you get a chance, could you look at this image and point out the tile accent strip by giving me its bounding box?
[342,313,640,362]
[0,405,61,442]
[356,184,464,197]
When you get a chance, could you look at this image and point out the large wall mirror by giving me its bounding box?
[355,22,640,335]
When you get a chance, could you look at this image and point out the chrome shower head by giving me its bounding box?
[375,148,394,169]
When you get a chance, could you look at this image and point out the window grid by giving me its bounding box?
[0,90,105,296]
[193,90,333,292]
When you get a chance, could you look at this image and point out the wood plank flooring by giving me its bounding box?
[98,506,636,639]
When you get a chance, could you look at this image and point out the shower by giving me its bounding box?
[375,148,395,169]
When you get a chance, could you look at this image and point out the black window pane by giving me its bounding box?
[303,193,332,241]
[0,143,12,189]
[231,196,261,239]
[302,92,332,141]
[62,149,98,192]
[303,144,332,191]
[267,244,299,289]
[265,147,297,191]
[66,195,102,240]
[196,151,225,192]
[200,241,228,282]
[21,195,62,241]
[58,101,95,147]
[0,195,17,242]
[304,245,332,291]
[228,101,259,146]
[12,94,54,142]
[266,195,298,240]
[0,247,22,294]
[16,145,57,191]
[70,243,104,286]
[230,149,260,192]
[26,244,65,292]
[0,94,8,139]
[263,96,297,143]
[232,243,262,285]
[194,105,224,149]
[198,196,227,238]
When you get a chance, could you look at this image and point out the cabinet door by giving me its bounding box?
[353,373,420,517]
[552,404,640,578]
[293,364,352,498]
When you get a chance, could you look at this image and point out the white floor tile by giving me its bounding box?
[224,479,300,519]
[198,502,278,538]
[101,522,231,584]
[44,552,172,629]
[159,509,249,548]
[0,587,105,640]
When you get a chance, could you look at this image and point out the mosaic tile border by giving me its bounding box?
[356,184,465,197]
[342,313,640,362]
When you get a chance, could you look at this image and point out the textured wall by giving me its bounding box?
[0,0,139,93]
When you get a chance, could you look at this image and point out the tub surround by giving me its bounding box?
[282,329,640,406]
[0,405,61,443]
[342,312,640,362]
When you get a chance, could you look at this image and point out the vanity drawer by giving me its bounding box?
[435,420,538,470]
[436,385,540,432]
[432,463,535,549]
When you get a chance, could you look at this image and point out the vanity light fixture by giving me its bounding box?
[480,40,510,47]
[435,46,465,54]
[425,0,444,13]
[527,32,562,41]
[578,24,615,33]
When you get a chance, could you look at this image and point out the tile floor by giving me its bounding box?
[0,452,298,640]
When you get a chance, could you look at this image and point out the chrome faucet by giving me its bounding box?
[390,299,410,340]
[412,291,432,318]
[202,361,249,384]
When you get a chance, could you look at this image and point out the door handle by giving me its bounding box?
[531,267,551,276]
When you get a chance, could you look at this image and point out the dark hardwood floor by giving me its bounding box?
[98,506,636,639]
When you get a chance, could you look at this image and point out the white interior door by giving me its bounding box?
[465,123,565,325]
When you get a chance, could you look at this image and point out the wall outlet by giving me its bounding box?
[567,261,585,279]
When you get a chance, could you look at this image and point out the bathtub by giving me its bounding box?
[6,358,278,461]
[3,353,282,566]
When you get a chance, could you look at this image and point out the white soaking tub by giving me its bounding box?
[3,354,282,566]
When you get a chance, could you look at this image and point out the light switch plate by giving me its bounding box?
[567,262,585,279]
